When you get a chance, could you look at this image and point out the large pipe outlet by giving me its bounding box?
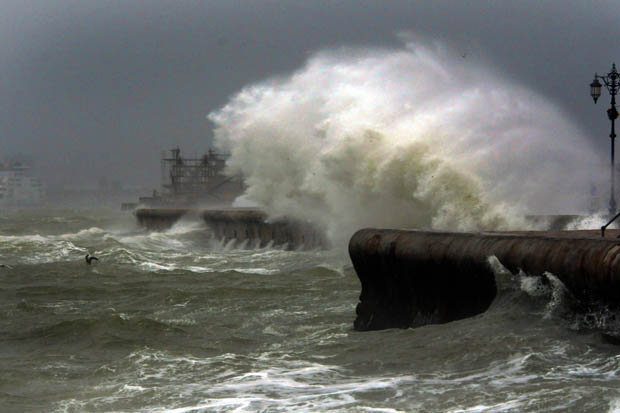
[349,229,620,331]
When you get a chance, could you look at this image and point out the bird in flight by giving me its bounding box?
[85,254,99,265]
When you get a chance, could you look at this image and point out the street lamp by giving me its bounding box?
[590,63,620,215]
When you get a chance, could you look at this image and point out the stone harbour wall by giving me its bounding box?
[134,207,326,249]
[202,209,327,249]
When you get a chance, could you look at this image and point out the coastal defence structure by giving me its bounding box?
[134,208,326,249]
[135,208,191,231]
[202,209,326,249]
[135,206,620,331]
[349,228,620,331]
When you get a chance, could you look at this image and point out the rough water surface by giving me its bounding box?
[1,209,619,412]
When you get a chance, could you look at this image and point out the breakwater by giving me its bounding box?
[202,209,326,249]
[135,208,326,249]
[349,228,620,331]
[135,208,189,230]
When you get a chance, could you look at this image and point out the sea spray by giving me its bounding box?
[209,40,605,246]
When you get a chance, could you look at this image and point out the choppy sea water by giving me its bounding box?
[1,209,619,412]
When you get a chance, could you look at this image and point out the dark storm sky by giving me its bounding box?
[1,0,618,188]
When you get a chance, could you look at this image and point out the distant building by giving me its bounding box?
[0,160,45,205]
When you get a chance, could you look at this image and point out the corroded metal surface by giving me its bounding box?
[349,229,620,331]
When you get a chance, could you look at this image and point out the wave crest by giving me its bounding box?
[215,41,602,244]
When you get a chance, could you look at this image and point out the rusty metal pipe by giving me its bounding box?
[349,229,620,331]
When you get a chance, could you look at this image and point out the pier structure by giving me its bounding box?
[134,207,326,249]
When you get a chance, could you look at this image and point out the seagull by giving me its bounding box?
[85,254,99,265]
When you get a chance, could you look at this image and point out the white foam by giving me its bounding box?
[542,273,572,319]
[565,213,608,230]
[117,232,187,250]
[114,349,420,411]
[520,274,551,297]
[57,227,107,240]
[210,39,604,245]
[0,234,85,264]
[51,341,609,413]
[166,220,205,235]
[184,265,215,273]
[449,399,524,413]
[154,316,197,326]
[232,267,280,275]
[139,261,176,271]
[0,233,48,242]
[121,384,146,392]
[224,239,237,251]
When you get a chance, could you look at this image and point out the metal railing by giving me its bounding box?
[601,211,620,237]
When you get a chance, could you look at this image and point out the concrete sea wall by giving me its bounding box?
[349,228,620,331]
[202,209,326,249]
[134,207,326,249]
[134,208,189,231]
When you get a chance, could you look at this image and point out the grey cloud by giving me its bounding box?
[0,0,618,188]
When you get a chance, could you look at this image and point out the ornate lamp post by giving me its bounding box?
[590,63,620,215]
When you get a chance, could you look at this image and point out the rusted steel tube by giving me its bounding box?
[349,229,620,331]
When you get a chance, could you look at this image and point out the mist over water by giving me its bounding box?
[210,40,605,245]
